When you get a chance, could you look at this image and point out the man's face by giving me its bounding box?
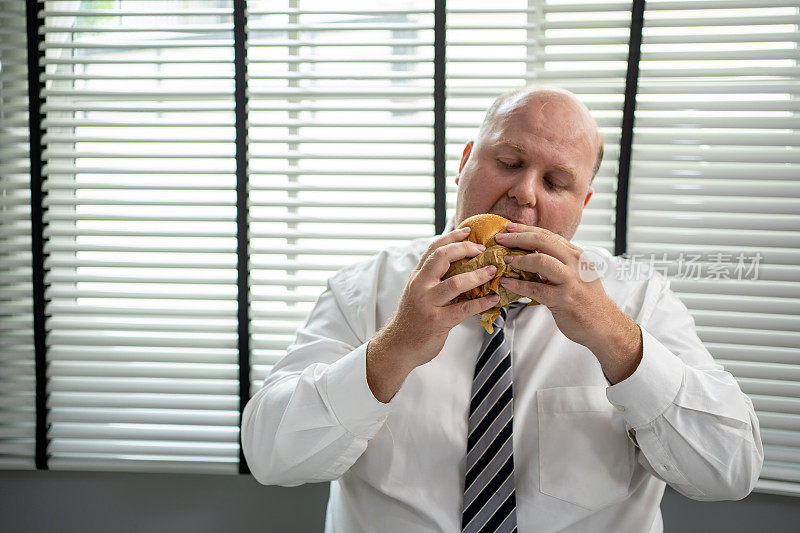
[454,93,597,241]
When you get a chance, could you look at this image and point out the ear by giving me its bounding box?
[583,186,594,207]
[455,141,474,185]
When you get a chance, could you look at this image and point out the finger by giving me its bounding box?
[431,264,497,306]
[499,276,557,307]
[416,227,472,270]
[441,293,501,328]
[422,240,485,282]
[503,252,568,285]
[494,224,580,266]
[505,222,583,257]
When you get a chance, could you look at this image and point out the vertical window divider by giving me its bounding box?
[233,0,252,476]
[25,0,49,472]
[434,0,447,234]
[615,0,645,257]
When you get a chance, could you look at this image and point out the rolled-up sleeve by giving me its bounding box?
[605,275,764,501]
[240,273,395,487]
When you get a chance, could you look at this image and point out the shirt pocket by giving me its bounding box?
[537,385,635,511]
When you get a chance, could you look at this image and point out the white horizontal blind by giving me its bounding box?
[38,0,240,474]
[247,0,436,392]
[627,0,800,496]
[0,0,36,469]
[445,0,633,252]
[8,0,799,491]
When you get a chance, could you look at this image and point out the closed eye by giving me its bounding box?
[545,177,560,189]
[497,159,562,190]
[496,158,522,169]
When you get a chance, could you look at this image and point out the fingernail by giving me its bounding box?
[495,233,507,240]
[476,244,486,251]
[486,265,497,276]
[503,256,514,263]
[460,227,471,233]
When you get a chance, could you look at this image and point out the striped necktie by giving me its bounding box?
[462,301,526,533]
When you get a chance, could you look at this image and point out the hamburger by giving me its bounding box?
[443,214,545,334]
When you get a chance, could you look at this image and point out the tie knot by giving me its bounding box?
[497,301,526,326]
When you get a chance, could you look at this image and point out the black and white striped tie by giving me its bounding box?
[462,301,526,533]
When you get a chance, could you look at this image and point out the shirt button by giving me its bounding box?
[661,464,670,471]
[613,403,626,412]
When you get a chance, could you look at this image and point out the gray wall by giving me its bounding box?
[1,470,798,532]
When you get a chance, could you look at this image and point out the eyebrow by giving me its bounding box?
[492,139,526,154]
[492,139,577,183]
[552,164,577,184]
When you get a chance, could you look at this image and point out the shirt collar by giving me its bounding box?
[443,213,455,234]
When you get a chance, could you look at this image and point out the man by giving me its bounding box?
[241,86,764,532]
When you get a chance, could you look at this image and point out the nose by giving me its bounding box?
[507,169,540,207]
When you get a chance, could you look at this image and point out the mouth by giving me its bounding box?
[497,214,534,227]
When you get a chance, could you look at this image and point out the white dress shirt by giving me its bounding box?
[241,219,764,533]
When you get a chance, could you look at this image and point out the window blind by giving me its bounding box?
[445,0,634,253]
[0,0,36,469]
[34,0,241,474]
[246,1,436,392]
[3,0,798,498]
[627,0,800,496]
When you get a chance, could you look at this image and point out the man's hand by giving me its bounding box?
[367,227,500,402]
[493,222,642,384]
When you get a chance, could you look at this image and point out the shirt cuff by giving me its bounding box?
[325,340,395,440]
[605,327,685,429]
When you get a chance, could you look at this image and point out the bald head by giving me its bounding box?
[477,86,604,183]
